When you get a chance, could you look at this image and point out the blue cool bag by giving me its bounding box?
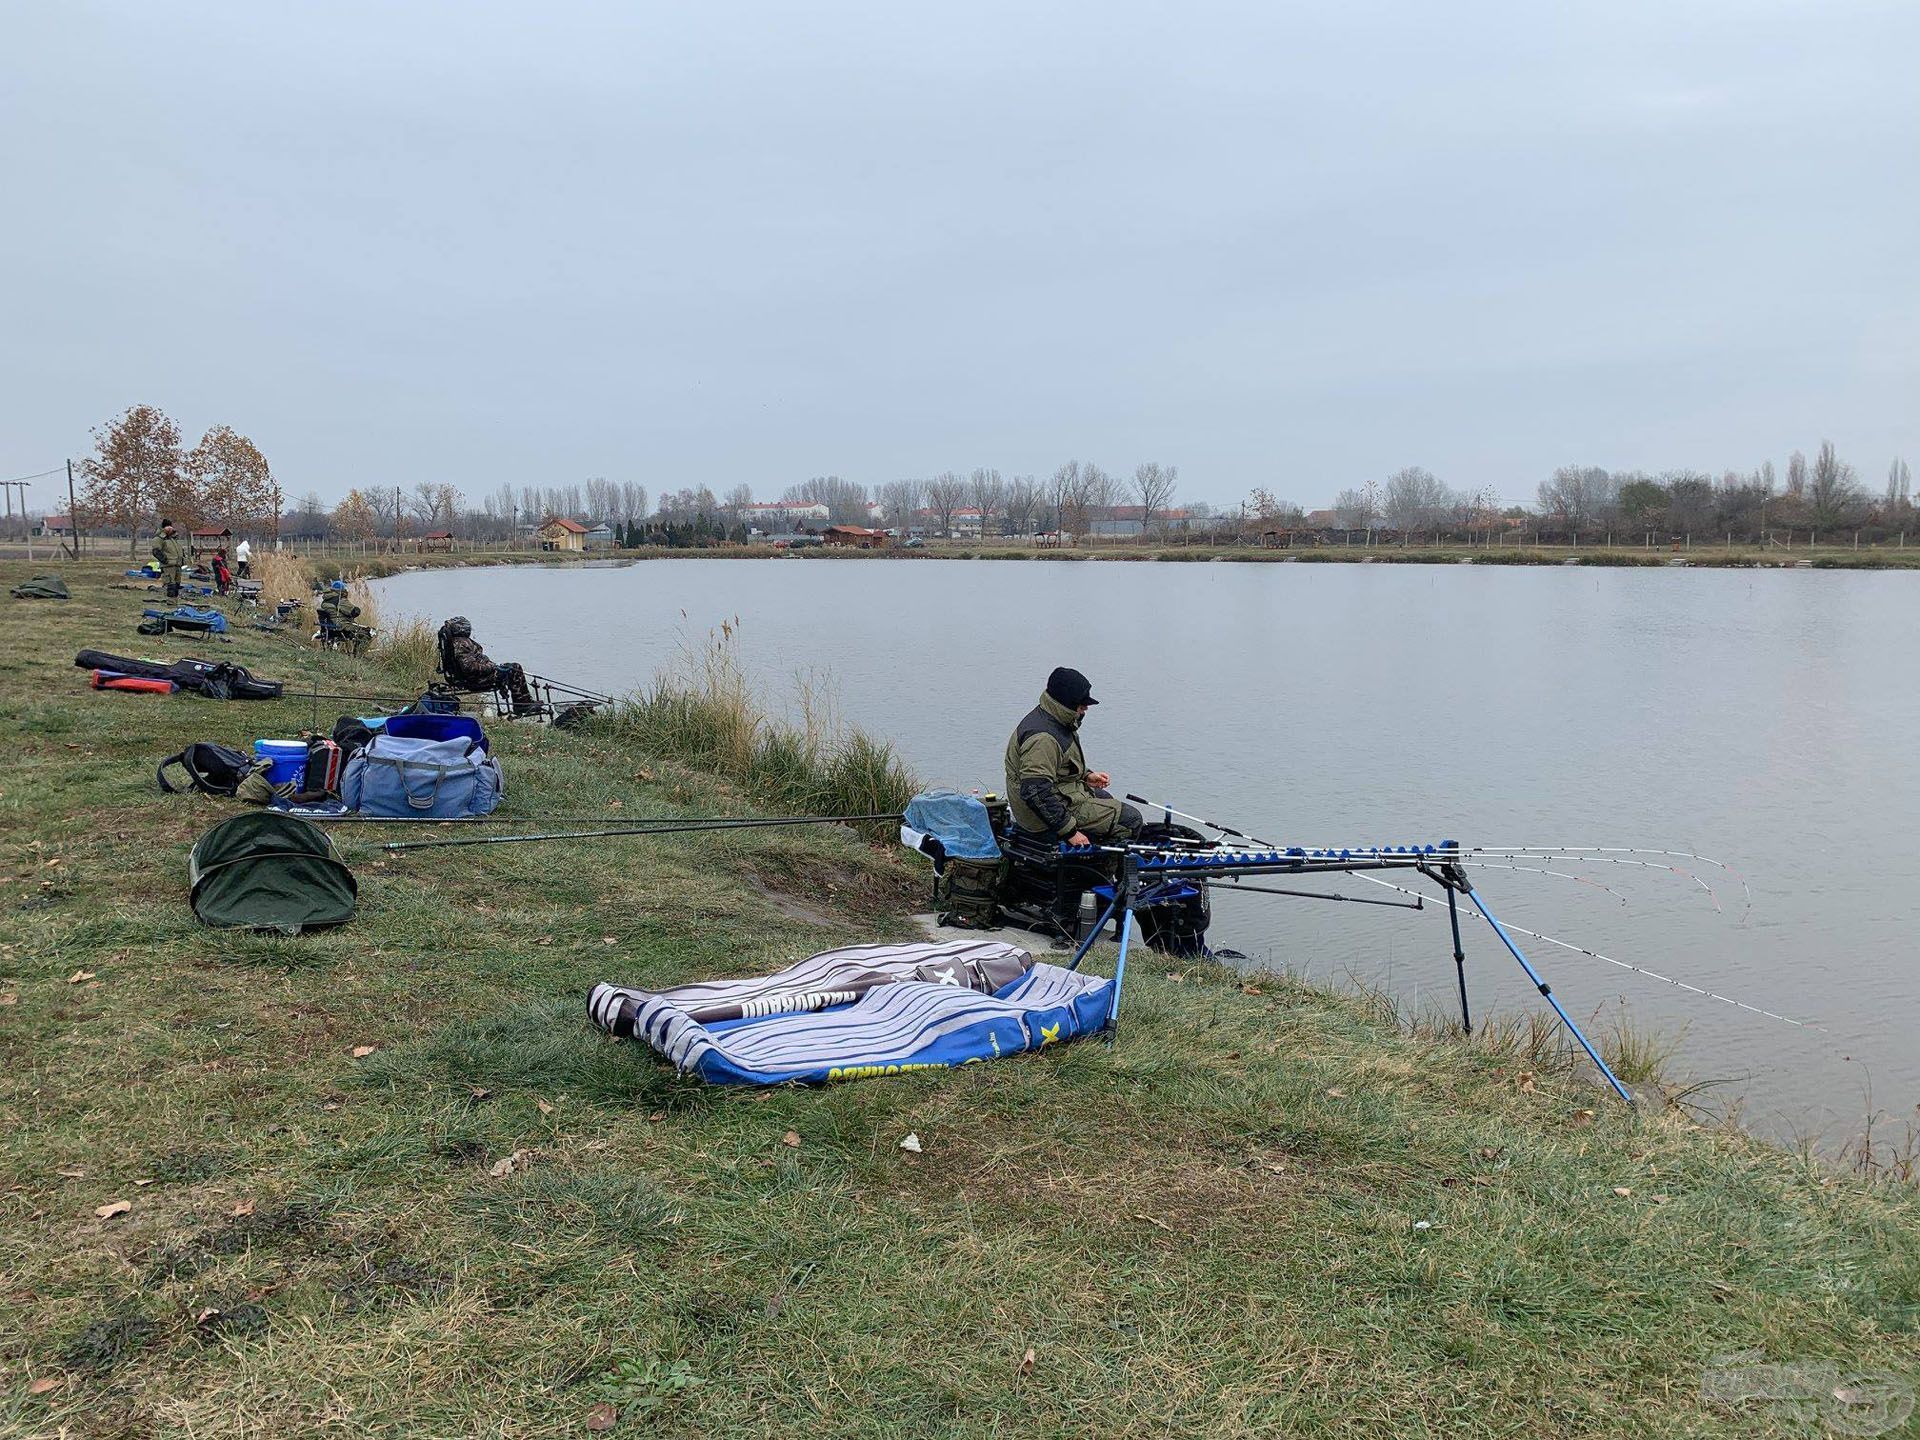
[341,733,504,817]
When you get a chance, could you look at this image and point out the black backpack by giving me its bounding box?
[158,743,263,797]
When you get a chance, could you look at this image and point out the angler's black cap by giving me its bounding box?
[1046,666,1098,707]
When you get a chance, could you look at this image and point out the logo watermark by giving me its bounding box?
[1702,1351,1914,1436]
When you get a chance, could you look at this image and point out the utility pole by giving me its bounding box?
[67,460,82,559]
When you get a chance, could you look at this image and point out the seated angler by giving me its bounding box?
[1004,667,1142,848]
[436,615,536,713]
[317,580,372,647]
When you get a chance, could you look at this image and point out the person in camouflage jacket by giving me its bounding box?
[437,616,535,711]
[151,520,187,599]
[1003,667,1141,845]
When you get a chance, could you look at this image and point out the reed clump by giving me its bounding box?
[604,621,919,824]
[251,549,315,609]
[377,615,439,690]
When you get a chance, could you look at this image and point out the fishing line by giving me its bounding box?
[381,811,904,852]
[1340,871,1809,1029]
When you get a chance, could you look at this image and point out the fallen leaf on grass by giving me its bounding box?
[601,936,618,946]
[95,1200,131,1220]
[898,1133,922,1153]
[1650,1193,1671,1205]
[584,1401,618,1431]
[1239,984,1263,995]
[56,1167,84,1179]
[646,1111,666,1124]
[1017,1347,1036,1379]
[606,800,622,810]
[133,1178,154,1188]
[781,1131,801,1148]
[232,1199,255,1218]
[1477,1147,1503,1163]
[1570,1109,1595,1127]
[350,1045,378,1059]
[1517,1072,1537,1093]
[28,1376,61,1395]
[468,1086,491,1101]
[1324,1087,1346,1099]
[66,970,95,985]
[1166,972,1186,984]
[488,1149,533,1179]
[0,993,16,1006]
[537,1099,555,1117]
[1612,1186,1633,1198]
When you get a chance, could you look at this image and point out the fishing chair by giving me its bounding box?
[314,614,375,656]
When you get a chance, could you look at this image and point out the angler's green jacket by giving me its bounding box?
[151,534,187,573]
[1003,691,1124,839]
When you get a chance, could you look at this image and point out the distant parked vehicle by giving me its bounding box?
[901,536,925,549]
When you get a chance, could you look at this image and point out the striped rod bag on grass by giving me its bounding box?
[588,938,1113,1085]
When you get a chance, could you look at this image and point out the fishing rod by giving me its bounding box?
[1209,877,1424,911]
[1124,794,1283,849]
[529,673,616,704]
[382,810,904,853]
[1133,815,1739,915]
[1340,870,1809,1028]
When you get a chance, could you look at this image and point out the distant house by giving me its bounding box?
[582,523,617,549]
[191,526,233,550]
[420,529,454,551]
[536,516,588,551]
[36,514,74,538]
[821,525,887,549]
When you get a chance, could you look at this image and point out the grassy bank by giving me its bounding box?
[3,558,1918,1437]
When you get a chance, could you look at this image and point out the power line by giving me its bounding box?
[1,465,65,486]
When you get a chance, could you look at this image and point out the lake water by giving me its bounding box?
[376,558,1920,1140]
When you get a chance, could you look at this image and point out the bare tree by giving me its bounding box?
[1083,464,1116,521]
[1536,465,1618,533]
[1048,461,1084,536]
[1002,475,1041,536]
[1332,486,1375,530]
[784,475,870,524]
[968,468,1005,538]
[584,476,615,523]
[620,481,649,526]
[876,478,926,531]
[81,404,184,555]
[1380,466,1451,531]
[925,472,969,537]
[1807,440,1864,527]
[1132,462,1179,533]
[1785,451,1808,498]
[1885,457,1911,507]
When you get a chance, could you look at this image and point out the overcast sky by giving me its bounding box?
[3,0,1915,511]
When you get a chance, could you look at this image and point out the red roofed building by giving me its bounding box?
[536,516,588,551]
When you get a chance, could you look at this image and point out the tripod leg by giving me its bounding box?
[1445,885,1472,1035]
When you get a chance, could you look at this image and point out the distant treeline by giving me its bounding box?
[59,403,1917,547]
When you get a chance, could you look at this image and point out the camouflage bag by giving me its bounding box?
[937,856,1004,929]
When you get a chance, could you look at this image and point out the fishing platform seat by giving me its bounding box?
[315,613,375,655]
[588,938,1112,1085]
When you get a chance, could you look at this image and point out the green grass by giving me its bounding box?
[2,558,1917,1437]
